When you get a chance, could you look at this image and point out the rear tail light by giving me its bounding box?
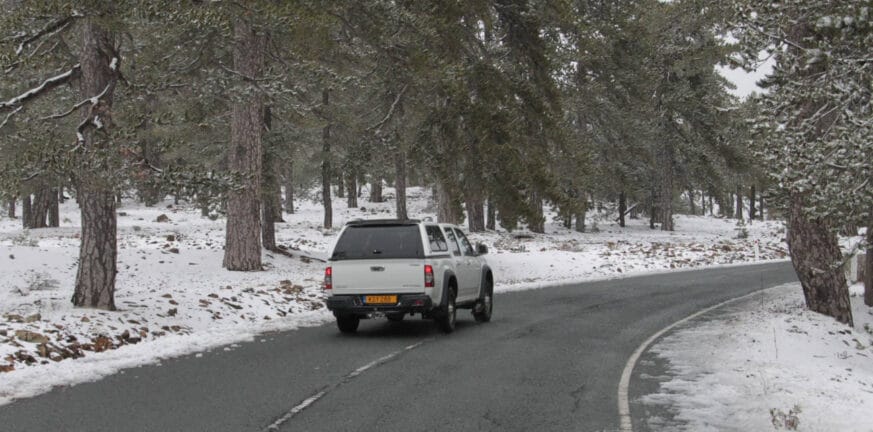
[424,265,434,288]
[324,267,332,290]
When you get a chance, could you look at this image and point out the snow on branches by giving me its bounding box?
[0,65,81,113]
[734,1,873,226]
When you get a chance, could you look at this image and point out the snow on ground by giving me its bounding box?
[641,284,873,432]
[0,185,787,405]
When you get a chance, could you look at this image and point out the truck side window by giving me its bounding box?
[425,225,448,252]
[454,229,475,256]
[443,227,462,256]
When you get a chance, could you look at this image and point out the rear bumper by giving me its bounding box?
[326,294,434,316]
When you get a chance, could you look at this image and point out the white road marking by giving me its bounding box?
[617,287,774,432]
[264,341,425,431]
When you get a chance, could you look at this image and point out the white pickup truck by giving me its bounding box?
[324,219,494,334]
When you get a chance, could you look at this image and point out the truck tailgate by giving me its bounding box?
[331,259,425,294]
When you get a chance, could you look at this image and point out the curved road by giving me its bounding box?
[0,262,796,432]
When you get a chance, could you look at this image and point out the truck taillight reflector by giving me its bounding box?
[424,265,434,288]
[324,267,332,290]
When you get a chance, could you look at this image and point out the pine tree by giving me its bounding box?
[733,0,872,325]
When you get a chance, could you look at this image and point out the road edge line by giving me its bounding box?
[616,285,781,432]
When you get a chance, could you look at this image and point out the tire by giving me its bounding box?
[436,287,457,333]
[336,315,360,333]
[473,277,493,323]
[386,313,404,322]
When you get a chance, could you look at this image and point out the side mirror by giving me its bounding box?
[476,243,488,255]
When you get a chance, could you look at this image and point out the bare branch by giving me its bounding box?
[13,15,79,57]
[218,61,283,82]
[854,178,870,195]
[0,64,81,113]
[368,84,409,134]
[41,82,112,121]
[0,106,23,129]
[132,159,163,174]
[21,170,43,182]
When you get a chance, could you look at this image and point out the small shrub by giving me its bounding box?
[770,405,801,430]
[17,271,60,296]
[27,272,59,291]
[11,231,38,247]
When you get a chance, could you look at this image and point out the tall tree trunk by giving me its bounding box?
[575,200,587,233]
[346,172,358,208]
[735,184,744,221]
[864,213,873,306]
[283,164,295,214]
[466,192,485,232]
[528,190,544,233]
[72,17,119,309]
[48,188,59,227]
[659,144,674,231]
[22,195,31,229]
[786,195,853,325]
[759,194,765,220]
[649,184,660,229]
[436,181,461,224]
[28,187,53,228]
[262,196,276,252]
[72,184,117,309]
[687,189,696,215]
[320,88,332,229]
[716,193,730,218]
[273,184,284,223]
[369,177,383,203]
[7,197,15,219]
[261,106,277,251]
[139,144,162,206]
[336,170,345,198]
[486,197,496,230]
[649,201,656,229]
[749,185,757,222]
[27,192,42,228]
[618,191,627,228]
[865,215,873,307]
[223,19,264,271]
[562,208,572,229]
[394,151,407,220]
[199,196,209,217]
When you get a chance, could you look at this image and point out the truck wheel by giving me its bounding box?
[437,287,457,333]
[386,313,404,322]
[473,278,493,323]
[336,315,360,333]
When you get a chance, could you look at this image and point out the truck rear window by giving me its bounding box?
[331,225,424,260]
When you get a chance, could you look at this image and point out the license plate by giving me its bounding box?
[363,295,397,305]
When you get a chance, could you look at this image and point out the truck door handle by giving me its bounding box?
[370,266,385,272]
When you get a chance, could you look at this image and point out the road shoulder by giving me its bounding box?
[631,283,873,432]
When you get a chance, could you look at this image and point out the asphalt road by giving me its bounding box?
[0,262,797,432]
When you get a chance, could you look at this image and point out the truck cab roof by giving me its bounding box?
[345,219,421,226]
